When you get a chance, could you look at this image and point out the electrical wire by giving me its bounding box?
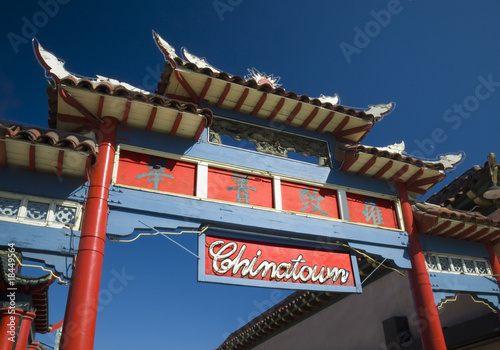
[437,293,497,313]
[0,251,68,285]
[111,221,405,277]
[109,222,209,243]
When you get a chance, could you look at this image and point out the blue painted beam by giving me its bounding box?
[429,272,499,295]
[420,234,489,258]
[433,291,500,310]
[0,167,88,202]
[0,221,79,277]
[107,187,405,247]
[107,187,410,268]
[106,208,202,237]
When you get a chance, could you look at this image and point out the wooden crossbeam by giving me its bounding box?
[194,118,207,141]
[234,88,249,112]
[440,222,465,238]
[56,150,64,178]
[389,164,409,183]
[357,157,377,176]
[122,101,132,126]
[174,71,199,103]
[198,78,212,103]
[405,169,425,188]
[29,145,36,172]
[170,113,183,137]
[430,221,452,236]
[146,107,158,131]
[300,107,319,129]
[317,112,337,133]
[268,98,285,121]
[217,83,232,108]
[97,96,105,118]
[284,103,302,125]
[373,161,393,179]
[0,140,7,167]
[251,93,267,116]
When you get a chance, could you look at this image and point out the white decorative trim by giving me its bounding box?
[244,68,281,88]
[0,191,82,230]
[316,94,340,105]
[33,39,150,94]
[152,30,179,66]
[336,188,349,221]
[437,153,464,170]
[376,141,405,154]
[196,162,209,199]
[33,39,72,81]
[273,177,282,210]
[425,251,491,277]
[366,102,395,120]
[182,48,221,74]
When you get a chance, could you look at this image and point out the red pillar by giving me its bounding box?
[486,241,500,322]
[0,308,22,350]
[14,311,35,350]
[397,182,447,350]
[60,118,118,350]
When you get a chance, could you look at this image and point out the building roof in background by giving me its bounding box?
[427,153,499,218]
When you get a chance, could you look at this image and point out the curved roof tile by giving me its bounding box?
[336,143,448,171]
[46,79,213,129]
[0,121,98,163]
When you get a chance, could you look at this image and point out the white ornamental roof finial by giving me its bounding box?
[245,68,281,89]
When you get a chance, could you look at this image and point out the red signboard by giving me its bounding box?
[115,150,399,232]
[116,150,196,196]
[347,192,399,229]
[207,168,273,208]
[202,234,356,290]
[281,181,339,219]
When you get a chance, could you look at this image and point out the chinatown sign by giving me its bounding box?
[198,233,361,293]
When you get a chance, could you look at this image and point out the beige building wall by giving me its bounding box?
[252,271,497,350]
[253,272,417,350]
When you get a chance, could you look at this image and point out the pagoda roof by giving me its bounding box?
[153,32,395,144]
[335,141,463,198]
[0,252,56,333]
[0,121,97,179]
[34,40,213,140]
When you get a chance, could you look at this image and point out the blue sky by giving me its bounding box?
[1,1,500,349]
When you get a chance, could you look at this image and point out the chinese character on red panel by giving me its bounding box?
[116,150,196,196]
[281,181,339,219]
[347,192,399,229]
[207,168,273,208]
